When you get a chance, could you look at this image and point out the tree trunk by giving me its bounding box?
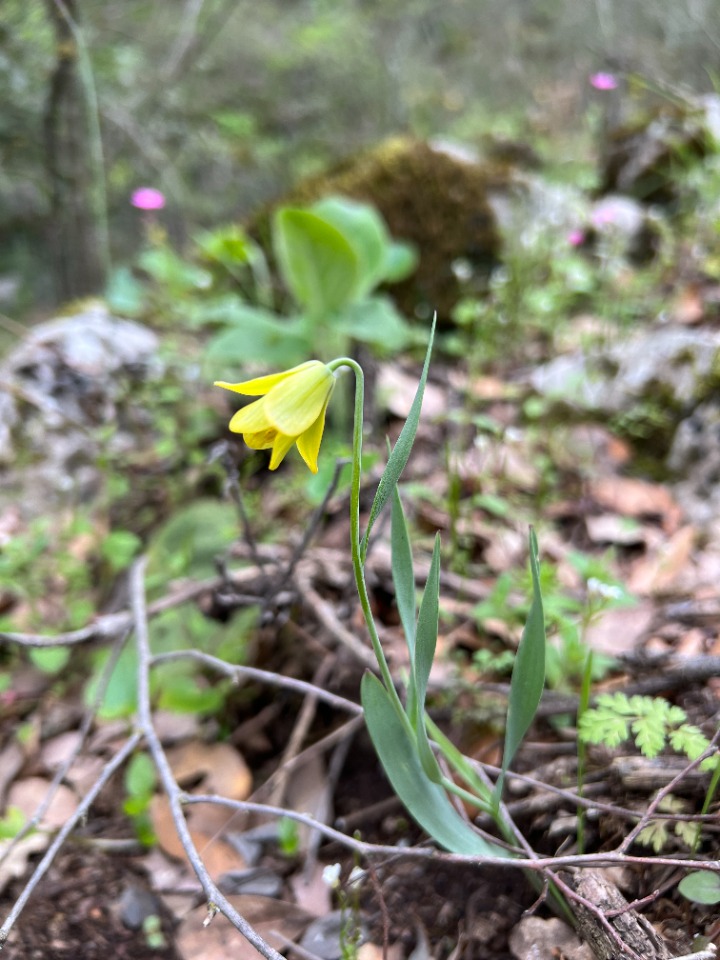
[43,0,107,301]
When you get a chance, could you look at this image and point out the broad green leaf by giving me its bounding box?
[412,534,442,781]
[311,196,387,299]
[138,247,212,296]
[336,297,412,353]
[204,308,309,367]
[382,240,419,283]
[362,673,508,857]
[495,527,545,803]
[29,645,70,675]
[391,486,416,656]
[273,208,360,316]
[361,316,436,560]
[157,675,226,715]
[85,644,138,719]
[146,500,239,586]
[102,529,142,574]
[678,870,720,905]
[125,751,157,798]
[105,266,146,316]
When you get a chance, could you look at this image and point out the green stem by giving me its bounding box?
[328,358,406,721]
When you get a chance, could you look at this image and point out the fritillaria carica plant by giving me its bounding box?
[215,319,547,857]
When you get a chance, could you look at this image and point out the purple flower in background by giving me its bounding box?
[131,187,166,211]
[590,72,618,91]
[567,229,585,247]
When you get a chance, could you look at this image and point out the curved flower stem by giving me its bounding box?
[328,358,405,719]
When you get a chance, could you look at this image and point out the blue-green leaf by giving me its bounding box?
[495,527,545,803]
[273,208,360,316]
[361,316,436,560]
[391,486,416,657]
[413,534,442,781]
[362,672,509,857]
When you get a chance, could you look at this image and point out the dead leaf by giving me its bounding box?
[585,513,647,546]
[0,741,24,807]
[584,601,655,656]
[0,833,50,895]
[289,862,332,918]
[628,525,696,595]
[283,754,331,853]
[672,283,705,326]
[165,741,252,800]
[6,777,78,829]
[377,364,446,420]
[176,894,310,960]
[358,943,404,960]
[589,477,682,532]
[150,793,244,880]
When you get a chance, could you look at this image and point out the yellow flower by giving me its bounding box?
[215,361,335,473]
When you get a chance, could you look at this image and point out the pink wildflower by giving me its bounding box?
[590,72,618,91]
[131,187,166,211]
[567,229,585,247]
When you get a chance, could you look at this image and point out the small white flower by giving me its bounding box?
[322,863,341,889]
[587,577,623,601]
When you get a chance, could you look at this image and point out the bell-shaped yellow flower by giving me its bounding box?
[215,361,335,473]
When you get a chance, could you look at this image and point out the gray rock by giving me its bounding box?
[668,399,720,525]
[487,172,589,252]
[530,327,720,416]
[0,302,161,516]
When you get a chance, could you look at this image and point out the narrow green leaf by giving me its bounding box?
[362,673,509,857]
[273,208,360,316]
[413,534,442,781]
[495,527,546,802]
[391,486,416,656]
[361,316,436,560]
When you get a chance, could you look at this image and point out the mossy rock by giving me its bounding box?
[247,137,502,324]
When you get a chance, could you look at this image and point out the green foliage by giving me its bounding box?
[84,605,250,720]
[362,672,507,856]
[473,553,623,692]
[276,816,300,857]
[361,316,434,559]
[636,794,700,853]
[678,870,720,905]
[360,324,541,853]
[579,692,718,771]
[123,751,157,846]
[492,528,545,806]
[206,196,416,368]
[0,806,25,840]
[145,499,239,588]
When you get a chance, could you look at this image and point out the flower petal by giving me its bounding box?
[214,361,322,397]
[268,432,296,470]
[243,428,277,450]
[228,397,273,433]
[265,365,334,436]
[296,397,331,474]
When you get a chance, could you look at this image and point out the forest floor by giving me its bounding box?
[1,313,720,960]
